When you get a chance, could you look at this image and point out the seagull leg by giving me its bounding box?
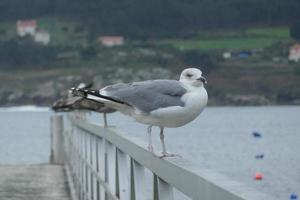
[147,125,154,153]
[160,127,167,155]
[103,112,108,127]
[159,127,180,158]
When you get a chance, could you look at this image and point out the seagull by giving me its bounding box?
[68,88,116,127]
[52,82,94,114]
[73,68,208,157]
[52,83,115,127]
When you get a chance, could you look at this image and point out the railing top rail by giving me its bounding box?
[70,116,272,200]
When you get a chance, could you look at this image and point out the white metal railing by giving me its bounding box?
[51,114,272,200]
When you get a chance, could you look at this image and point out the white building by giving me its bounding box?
[289,44,300,62]
[34,30,50,45]
[16,20,37,37]
[98,36,124,47]
[223,51,232,59]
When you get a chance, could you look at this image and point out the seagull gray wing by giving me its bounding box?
[102,80,187,113]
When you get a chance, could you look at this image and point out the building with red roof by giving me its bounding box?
[16,20,37,37]
[98,36,124,47]
[289,44,300,62]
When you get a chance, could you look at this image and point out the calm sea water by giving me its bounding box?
[0,106,299,199]
[0,106,51,164]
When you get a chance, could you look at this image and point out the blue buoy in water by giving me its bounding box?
[290,193,298,199]
[252,131,262,138]
[255,154,264,159]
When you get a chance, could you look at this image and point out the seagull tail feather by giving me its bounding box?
[73,88,127,106]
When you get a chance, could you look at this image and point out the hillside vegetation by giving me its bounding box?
[0,0,300,38]
[161,27,289,50]
[0,0,300,106]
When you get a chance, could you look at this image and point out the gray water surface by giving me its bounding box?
[0,107,51,164]
[0,106,299,199]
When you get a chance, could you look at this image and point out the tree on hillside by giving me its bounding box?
[181,50,216,73]
[0,39,58,67]
[290,22,300,41]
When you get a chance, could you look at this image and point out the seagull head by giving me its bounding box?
[77,83,86,89]
[180,68,207,87]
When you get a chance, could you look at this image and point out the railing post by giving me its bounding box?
[50,115,65,164]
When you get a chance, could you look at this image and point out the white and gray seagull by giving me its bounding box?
[75,68,208,157]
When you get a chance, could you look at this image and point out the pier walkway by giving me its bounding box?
[0,164,70,200]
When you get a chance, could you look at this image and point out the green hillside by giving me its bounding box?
[0,16,300,106]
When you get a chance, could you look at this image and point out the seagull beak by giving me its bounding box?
[197,76,207,84]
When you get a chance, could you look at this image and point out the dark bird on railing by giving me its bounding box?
[52,82,115,127]
[52,82,93,112]
[71,68,208,157]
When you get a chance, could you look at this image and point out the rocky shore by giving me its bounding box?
[1,88,299,107]
[1,66,300,107]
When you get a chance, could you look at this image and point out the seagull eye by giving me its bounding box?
[186,73,193,78]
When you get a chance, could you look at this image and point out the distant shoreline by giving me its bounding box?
[1,104,299,111]
[0,105,50,112]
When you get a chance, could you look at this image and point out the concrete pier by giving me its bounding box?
[0,164,71,200]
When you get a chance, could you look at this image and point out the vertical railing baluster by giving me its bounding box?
[130,158,135,200]
[77,129,80,200]
[74,130,79,199]
[71,129,75,196]
[83,130,88,199]
[75,128,80,200]
[87,134,92,200]
[78,129,82,199]
[77,128,81,200]
[82,130,86,200]
[89,135,93,200]
[106,141,116,195]
[78,129,81,200]
[80,129,84,200]
[130,158,146,200]
[97,137,106,200]
[117,149,129,200]
[91,135,98,200]
[73,131,76,177]
[158,178,174,200]
[153,174,159,200]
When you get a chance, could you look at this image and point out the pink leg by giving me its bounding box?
[159,127,181,158]
[147,125,154,153]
